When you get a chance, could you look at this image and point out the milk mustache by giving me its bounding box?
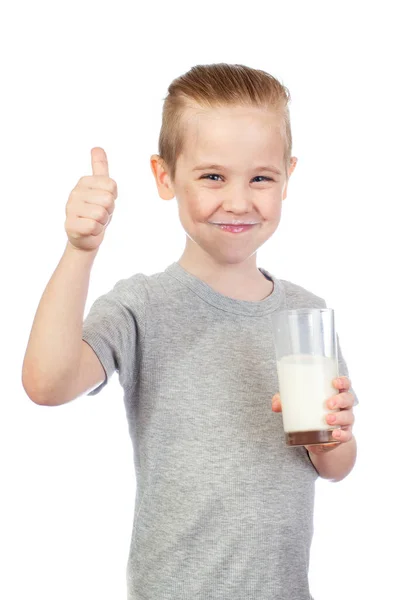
[277,353,340,446]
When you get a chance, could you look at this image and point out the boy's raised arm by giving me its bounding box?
[22,148,117,405]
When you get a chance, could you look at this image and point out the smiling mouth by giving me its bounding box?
[211,223,257,233]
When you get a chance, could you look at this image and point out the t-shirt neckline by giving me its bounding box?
[164,262,284,316]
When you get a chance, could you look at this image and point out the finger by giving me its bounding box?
[80,189,115,211]
[91,147,109,177]
[326,409,355,427]
[74,201,112,226]
[333,376,351,391]
[78,175,117,196]
[327,391,355,410]
[331,427,353,443]
[305,442,341,454]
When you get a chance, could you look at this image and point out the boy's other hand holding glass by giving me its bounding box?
[272,376,355,454]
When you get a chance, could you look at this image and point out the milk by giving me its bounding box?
[276,353,339,434]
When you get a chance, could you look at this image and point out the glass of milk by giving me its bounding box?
[270,308,340,447]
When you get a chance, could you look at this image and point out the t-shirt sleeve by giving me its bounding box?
[81,273,147,396]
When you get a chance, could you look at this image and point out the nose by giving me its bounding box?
[221,185,253,213]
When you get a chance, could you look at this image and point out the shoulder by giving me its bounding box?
[278,276,327,309]
[106,272,149,300]
[89,272,151,319]
[106,269,170,310]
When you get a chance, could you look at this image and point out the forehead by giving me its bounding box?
[180,104,284,165]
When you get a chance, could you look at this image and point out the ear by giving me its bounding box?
[282,156,298,201]
[150,154,175,200]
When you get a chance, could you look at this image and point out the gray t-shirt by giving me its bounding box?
[82,262,358,600]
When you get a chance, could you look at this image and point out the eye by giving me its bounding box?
[200,174,274,182]
[253,176,273,182]
[201,173,223,181]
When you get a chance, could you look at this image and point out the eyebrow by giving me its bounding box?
[192,164,282,175]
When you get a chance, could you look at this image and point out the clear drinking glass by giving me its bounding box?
[270,308,341,447]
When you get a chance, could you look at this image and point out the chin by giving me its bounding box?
[206,245,260,265]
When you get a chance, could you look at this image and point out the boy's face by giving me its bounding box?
[151,104,297,266]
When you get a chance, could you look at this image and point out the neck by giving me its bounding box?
[177,242,273,301]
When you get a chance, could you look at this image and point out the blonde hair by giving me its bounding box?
[158,62,293,183]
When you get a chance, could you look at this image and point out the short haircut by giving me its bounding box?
[158,62,293,183]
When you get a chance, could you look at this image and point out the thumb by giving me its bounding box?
[272,393,282,412]
[91,147,109,177]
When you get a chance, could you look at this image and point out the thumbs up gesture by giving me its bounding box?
[65,147,118,252]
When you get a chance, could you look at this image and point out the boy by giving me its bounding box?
[22,63,358,600]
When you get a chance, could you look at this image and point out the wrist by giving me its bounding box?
[65,241,99,260]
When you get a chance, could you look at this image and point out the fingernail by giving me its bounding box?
[329,399,337,408]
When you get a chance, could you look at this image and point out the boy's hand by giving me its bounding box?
[271,376,355,454]
[65,147,118,252]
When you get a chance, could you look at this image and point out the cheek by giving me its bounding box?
[184,187,217,218]
[255,197,282,221]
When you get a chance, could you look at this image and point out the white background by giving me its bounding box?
[1,1,397,598]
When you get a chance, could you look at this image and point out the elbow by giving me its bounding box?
[22,377,49,405]
[21,369,52,406]
[330,475,345,483]
[328,465,356,483]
